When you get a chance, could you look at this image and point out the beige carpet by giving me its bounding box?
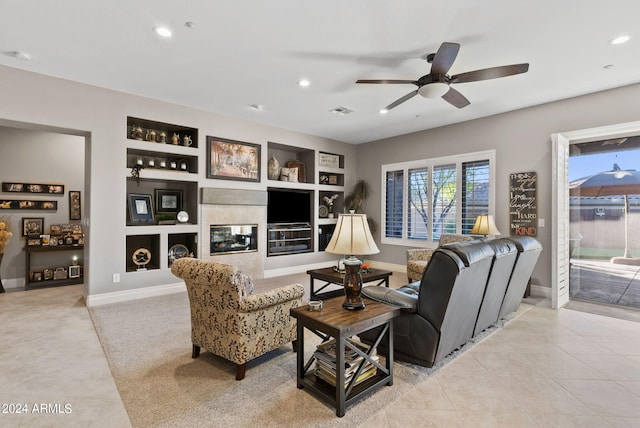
[89,274,531,427]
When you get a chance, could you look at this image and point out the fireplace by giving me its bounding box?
[210,224,258,255]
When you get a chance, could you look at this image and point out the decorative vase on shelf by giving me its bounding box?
[268,155,280,180]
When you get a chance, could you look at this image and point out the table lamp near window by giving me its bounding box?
[471,214,501,238]
[325,213,379,310]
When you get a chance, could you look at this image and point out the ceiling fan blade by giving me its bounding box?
[450,63,529,84]
[441,87,470,109]
[430,42,460,75]
[356,79,417,84]
[384,90,419,111]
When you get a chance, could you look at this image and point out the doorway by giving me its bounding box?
[569,141,640,310]
[0,122,88,293]
[552,121,640,309]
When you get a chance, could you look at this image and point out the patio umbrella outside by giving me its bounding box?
[569,164,640,260]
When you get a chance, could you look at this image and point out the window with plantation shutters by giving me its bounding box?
[382,150,495,246]
[385,170,403,238]
[462,160,490,234]
[408,167,429,240]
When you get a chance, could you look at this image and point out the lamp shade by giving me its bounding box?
[325,213,380,256]
[471,214,501,236]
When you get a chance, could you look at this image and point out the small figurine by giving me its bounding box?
[171,133,180,145]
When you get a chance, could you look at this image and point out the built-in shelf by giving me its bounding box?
[125,116,200,274]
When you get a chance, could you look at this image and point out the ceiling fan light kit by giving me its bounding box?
[356,42,529,111]
[418,82,449,99]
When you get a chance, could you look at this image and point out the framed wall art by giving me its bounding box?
[154,189,183,214]
[69,190,81,220]
[206,136,260,182]
[2,182,64,194]
[128,194,154,223]
[22,217,44,236]
[0,200,57,210]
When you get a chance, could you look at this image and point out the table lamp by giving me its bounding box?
[471,214,501,238]
[324,213,380,310]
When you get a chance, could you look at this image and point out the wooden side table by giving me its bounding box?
[290,296,401,417]
[306,267,392,300]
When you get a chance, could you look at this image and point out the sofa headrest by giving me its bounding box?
[505,236,542,253]
[440,240,494,267]
[487,238,518,258]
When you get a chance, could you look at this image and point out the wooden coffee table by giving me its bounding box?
[290,296,401,417]
[307,267,392,300]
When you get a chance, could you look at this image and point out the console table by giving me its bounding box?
[306,267,392,300]
[290,296,401,417]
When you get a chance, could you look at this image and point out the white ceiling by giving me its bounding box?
[1,0,639,144]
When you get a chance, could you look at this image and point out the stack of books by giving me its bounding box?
[313,338,378,387]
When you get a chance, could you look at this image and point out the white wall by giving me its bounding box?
[356,83,640,288]
[0,65,355,296]
[0,127,84,288]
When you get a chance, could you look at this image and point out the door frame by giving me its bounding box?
[551,120,640,309]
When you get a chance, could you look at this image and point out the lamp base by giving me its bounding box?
[342,257,365,310]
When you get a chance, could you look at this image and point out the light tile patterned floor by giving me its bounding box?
[360,299,640,427]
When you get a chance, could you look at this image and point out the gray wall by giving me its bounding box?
[356,83,640,288]
[0,65,354,296]
[0,127,84,285]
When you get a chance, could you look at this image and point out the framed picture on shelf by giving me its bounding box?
[69,265,81,279]
[206,136,261,182]
[22,217,44,236]
[128,194,154,223]
[154,189,183,214]
[69,190,81,220]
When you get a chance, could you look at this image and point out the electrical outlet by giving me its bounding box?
[112,273,120,283]
[538,218,545,227]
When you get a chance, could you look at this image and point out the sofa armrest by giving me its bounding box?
[362,286,418,313]
[238,283,305,312]
[406,248,435,263]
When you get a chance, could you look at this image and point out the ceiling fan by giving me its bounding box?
[356,42,529,111]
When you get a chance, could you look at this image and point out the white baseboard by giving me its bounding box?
[86,282,185,307]
[530,284,551,298]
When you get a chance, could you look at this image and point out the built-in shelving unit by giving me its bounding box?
[124,116,200,273]
[267,223,313,256]
[24,245,84,290]
[266,142,347,255]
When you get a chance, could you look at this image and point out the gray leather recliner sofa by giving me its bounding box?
[359,236,541,368]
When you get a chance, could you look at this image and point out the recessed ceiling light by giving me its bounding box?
[185,21,196,30]
[154,26,173,38]
[297,79,310,87]
[603,64,615,70]
[379,108,389,114]
[610,35,630,45]
[250,104,265,111]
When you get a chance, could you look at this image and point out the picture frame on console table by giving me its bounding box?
[206,136,261,182]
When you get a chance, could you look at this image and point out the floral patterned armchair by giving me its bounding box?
[171,258,305,380]
[406,234,475,282]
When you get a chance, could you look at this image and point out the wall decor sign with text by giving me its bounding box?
[2,182,64,194]
[509,171,537,237]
